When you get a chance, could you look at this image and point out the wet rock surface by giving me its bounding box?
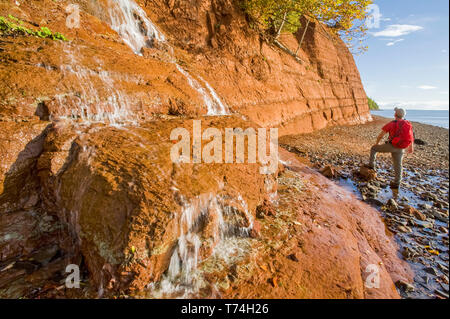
[204,149,412,299]
[39,117,274,296]
[281,116,449,299]
[0,115,279,298]
[0,115,413,299]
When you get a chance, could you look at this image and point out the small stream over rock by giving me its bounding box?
[57,44,136,125]
[148,193,255,298]
[103,0,229,117]
[107,0,166,54]
[49,0,229,123]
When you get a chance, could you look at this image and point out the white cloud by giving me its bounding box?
[386,39,404,46]
[378,13,391,22]
[373,24,423,37]
[417,85,437,90]
[440,91,449,95]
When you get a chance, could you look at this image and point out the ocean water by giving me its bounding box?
[371,109,449,129]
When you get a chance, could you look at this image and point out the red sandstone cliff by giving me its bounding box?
[0,1,410,299]
[141,1,372,134]
[0,0,371,133]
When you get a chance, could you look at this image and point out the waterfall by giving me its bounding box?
[106,0,229,115]
[149,193,254,298]
[54,0,240,297]
[175,64,228,116]
[58,45,136,125]
[106,0,165,54]
[199,76,229,115]
[52,0,228,124]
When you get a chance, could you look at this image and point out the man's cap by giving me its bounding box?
[394,107,406,118]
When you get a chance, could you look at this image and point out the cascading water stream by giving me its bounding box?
[175,64,227,116]
[57,45,136,125]
[53,0,227,123]
[54,0,243,297]
[50,0,228,125]
[106,0,165,54]
[149,193,255,298]
[199,76,229,115]
[105,0,229,115]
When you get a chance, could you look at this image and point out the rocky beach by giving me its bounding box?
[280,115,449,299]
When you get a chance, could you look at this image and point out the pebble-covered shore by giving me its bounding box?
[280,115,449,299]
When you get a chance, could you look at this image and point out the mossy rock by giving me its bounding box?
[0,15,68,41]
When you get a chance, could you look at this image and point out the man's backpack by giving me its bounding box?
[390,120,413,149]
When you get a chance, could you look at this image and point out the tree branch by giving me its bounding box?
[275,10,288,40]
[274,39,303,64]
[295,19,310,55]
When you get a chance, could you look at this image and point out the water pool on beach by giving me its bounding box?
[371,109,449,129]
[337,170,449,299]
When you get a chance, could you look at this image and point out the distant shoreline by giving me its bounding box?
[371,114,450,131]
[370,110,449,130]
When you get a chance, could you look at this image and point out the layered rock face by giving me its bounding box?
[0,0,408,299]
[142,0,371,134]
[1,0,370,131]
[37,117,276,294]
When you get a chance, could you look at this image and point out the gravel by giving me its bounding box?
[280,115,449,299]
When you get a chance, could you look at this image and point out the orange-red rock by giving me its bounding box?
[0,0,410,300]
[0,0,371,131]
[359,165,377,181]
[36,117,275,293]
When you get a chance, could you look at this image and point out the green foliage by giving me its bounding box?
[0,15,68,41]
[240,0,373,53]
[37,26,52,38]
[240,0,307,35]
[367,97,379,110]
[7,14,21,24]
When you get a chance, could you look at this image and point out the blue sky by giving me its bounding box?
[355,0,449,110]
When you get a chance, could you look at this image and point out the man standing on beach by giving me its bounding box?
[366,107,414,189]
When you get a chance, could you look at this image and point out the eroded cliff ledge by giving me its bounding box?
[1,0,371,133]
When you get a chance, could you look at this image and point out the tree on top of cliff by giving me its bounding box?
[240,0,373,55]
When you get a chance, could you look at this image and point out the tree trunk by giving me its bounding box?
[275,10,288,40]
[274,39,303,64]
[295,19,310,56]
